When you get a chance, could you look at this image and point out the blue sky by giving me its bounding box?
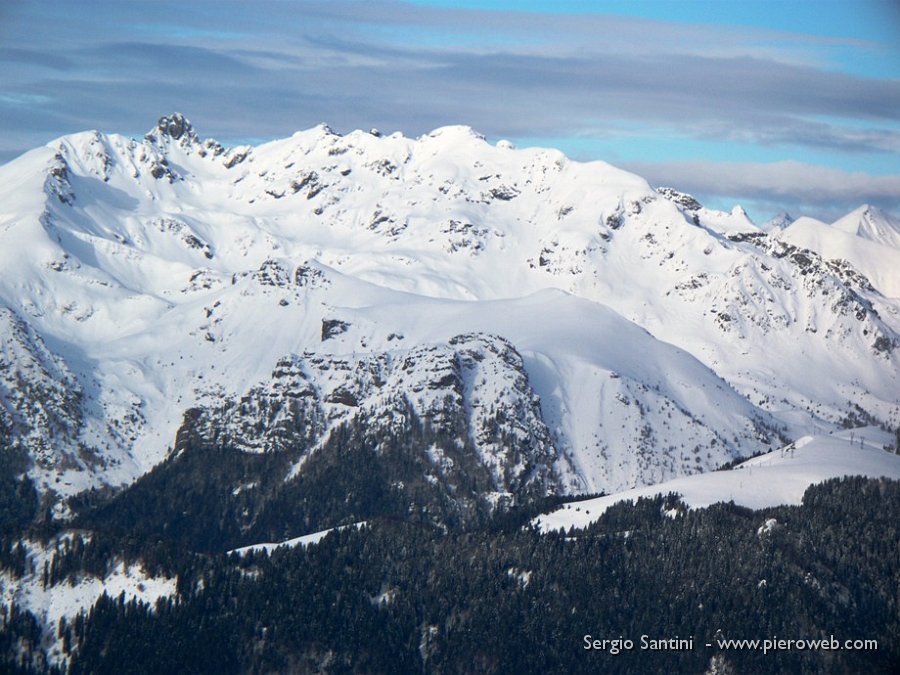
[1,0,898,221]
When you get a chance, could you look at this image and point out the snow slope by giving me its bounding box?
[778,209,900,297]
[535,427,900,532]
[832,204,900,249]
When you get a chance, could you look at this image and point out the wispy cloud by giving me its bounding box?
[0,0,897,219]
[625,159,900,221]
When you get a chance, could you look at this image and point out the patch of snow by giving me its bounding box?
[228,521,367,555]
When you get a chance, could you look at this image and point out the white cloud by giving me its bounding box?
[624,159,900,220]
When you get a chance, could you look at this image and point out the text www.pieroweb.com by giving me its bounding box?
[713,636,877,654]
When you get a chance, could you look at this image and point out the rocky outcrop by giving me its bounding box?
[180,333,565,519]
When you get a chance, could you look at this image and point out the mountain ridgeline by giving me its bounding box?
[1,113,897,505]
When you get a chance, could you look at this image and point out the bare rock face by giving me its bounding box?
[0,308,90,474]
[148,112,198,144]
[656,186,702,212]
[177,333,565,525]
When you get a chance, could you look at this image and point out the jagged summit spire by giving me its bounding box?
[146,112,199,144]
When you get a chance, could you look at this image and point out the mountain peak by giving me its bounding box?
[424,125,487,142]
[858,204,891,224]
[146,112,199,144]
[831,203,900,250]
[656,187,702,211]
[764,211,794,231]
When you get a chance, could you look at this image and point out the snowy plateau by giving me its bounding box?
[2,113,900,671]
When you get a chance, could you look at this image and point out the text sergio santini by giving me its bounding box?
[584,635,693,654]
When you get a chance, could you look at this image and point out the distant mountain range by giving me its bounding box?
[0,113,897,511]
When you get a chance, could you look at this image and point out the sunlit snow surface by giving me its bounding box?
[229,522,368,556]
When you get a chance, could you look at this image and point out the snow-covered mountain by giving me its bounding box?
[831,204,900,249]
[1,113,898,508]
[775,204,900,298]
